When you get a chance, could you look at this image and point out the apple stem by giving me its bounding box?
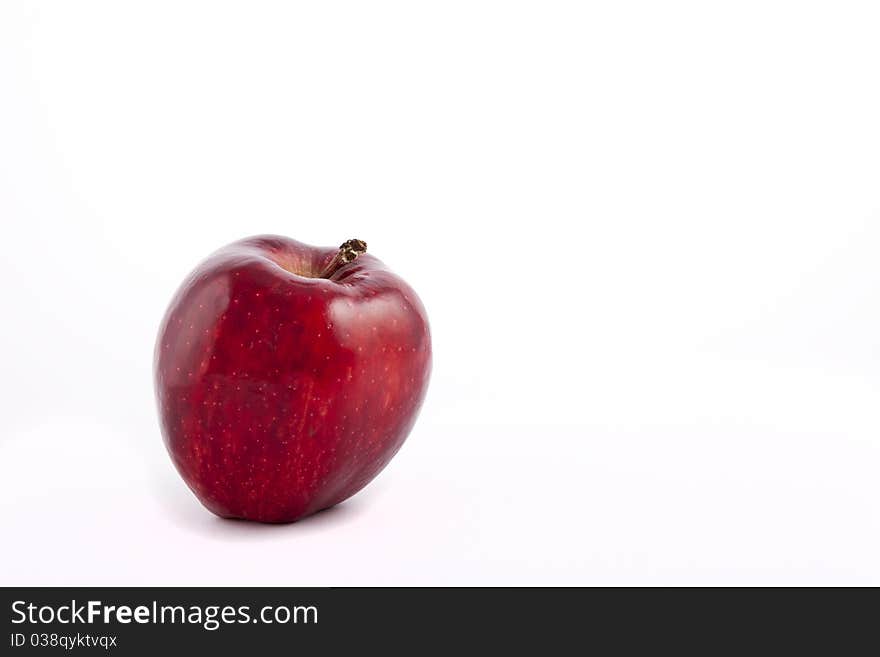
[319,239,368,278]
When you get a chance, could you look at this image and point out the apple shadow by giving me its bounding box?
[151,468,373,540]
[208,502,357,538]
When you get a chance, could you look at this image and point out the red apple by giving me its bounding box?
[154,236,431,523]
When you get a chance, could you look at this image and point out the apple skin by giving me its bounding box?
[154,235,431,523]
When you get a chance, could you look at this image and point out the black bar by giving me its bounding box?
[1,587,876,654]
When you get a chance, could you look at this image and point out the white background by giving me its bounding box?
[1,1,879,585]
